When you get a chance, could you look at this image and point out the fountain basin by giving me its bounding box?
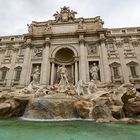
[0,119,140,140]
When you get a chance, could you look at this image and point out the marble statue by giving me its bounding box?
[53,11,60,22]
[69,10,77,20]
[57,64,69,85]
[87,80,97,94]
[44,22,52,33]
[90,63,99,82]
[27,24,32,33]
[53,6,77,22]
[78,18,84,29]
[75,80,85,96]
[32,65,40,84]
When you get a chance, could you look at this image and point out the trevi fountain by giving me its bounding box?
[0,6,140,140]
[0,63,140,140]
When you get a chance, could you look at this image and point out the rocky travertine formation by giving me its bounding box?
[23,95,78,119]
[0,83,140,123]
[0,92,32,118]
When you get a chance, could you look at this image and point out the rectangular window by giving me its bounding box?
[1,71,7,81]
[113,67,119,78]
[108,44,115,51]
[124,43,130,50]
[15,70,21,81]
[130,66,137,78]
[19,48,25,56]
[6,49,11,56]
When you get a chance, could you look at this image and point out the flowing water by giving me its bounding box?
[0,119,140,140]
[88,106,93,119]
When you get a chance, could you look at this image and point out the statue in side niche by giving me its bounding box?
[90,63,99,82]
[32,65,40,84]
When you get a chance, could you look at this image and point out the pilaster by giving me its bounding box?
[6,47,18,87]
[99,35,110,83]
[79,34,87,82]
[40,37,50,85]
[20,39,32,86]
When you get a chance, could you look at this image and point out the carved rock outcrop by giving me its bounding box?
[23,96,78,119]
[0,92,32,118]
[74,100,93,119]
[92,99,117,122]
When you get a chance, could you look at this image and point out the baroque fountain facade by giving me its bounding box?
[0,6,140,123]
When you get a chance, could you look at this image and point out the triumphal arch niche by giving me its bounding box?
[25,6,104,86]
[50,46,79,85]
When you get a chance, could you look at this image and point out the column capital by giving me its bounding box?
[49,57,55,63]
[99,38,106,44]
[79,34,85,44]
[131,40,139,47]
[44,37,51,46]
[114,40,123,48]
[24,39,32,48]
[74,56,79,62]
[12,47,19,53]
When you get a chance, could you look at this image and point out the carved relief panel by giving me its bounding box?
[33,47,43,58]
[87,44,97,55]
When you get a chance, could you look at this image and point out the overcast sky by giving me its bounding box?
[0,0,140,36]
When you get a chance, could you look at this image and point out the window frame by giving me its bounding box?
[108,43,115,52]
[14,67,22,81]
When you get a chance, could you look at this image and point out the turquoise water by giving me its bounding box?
[0,119,140,140]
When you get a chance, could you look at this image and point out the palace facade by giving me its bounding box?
[0,6,140,91]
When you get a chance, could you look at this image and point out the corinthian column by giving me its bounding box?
[75,60,78,84]
[50,61,55,85]
[40,38,50,85]
[79,34,87,82]
[6,47,18,87]
[20,39,32,86]
[100,37,110,83]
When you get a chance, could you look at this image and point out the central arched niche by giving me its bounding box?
[53,47,76,84]
[55,48,74,63]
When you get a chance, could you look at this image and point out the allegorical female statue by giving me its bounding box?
[90,63,99,81]
[32,65,40,84]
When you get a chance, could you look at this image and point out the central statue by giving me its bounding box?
[57,64,69,85]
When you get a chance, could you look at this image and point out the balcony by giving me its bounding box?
[0,79,7,86]
[129,75,140,84]
[111,76,124,84]
[124,49,136,58]
[16,55,24,63]
[11,79,20,86]
[107,50,119,59]
[2,56,12,64]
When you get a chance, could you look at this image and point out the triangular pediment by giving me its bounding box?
[126,61,138,66]
[109,62,120,67]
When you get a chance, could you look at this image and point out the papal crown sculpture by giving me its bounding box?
[53,6,77,22]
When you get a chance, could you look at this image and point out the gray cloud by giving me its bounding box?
[0,0,140,35]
